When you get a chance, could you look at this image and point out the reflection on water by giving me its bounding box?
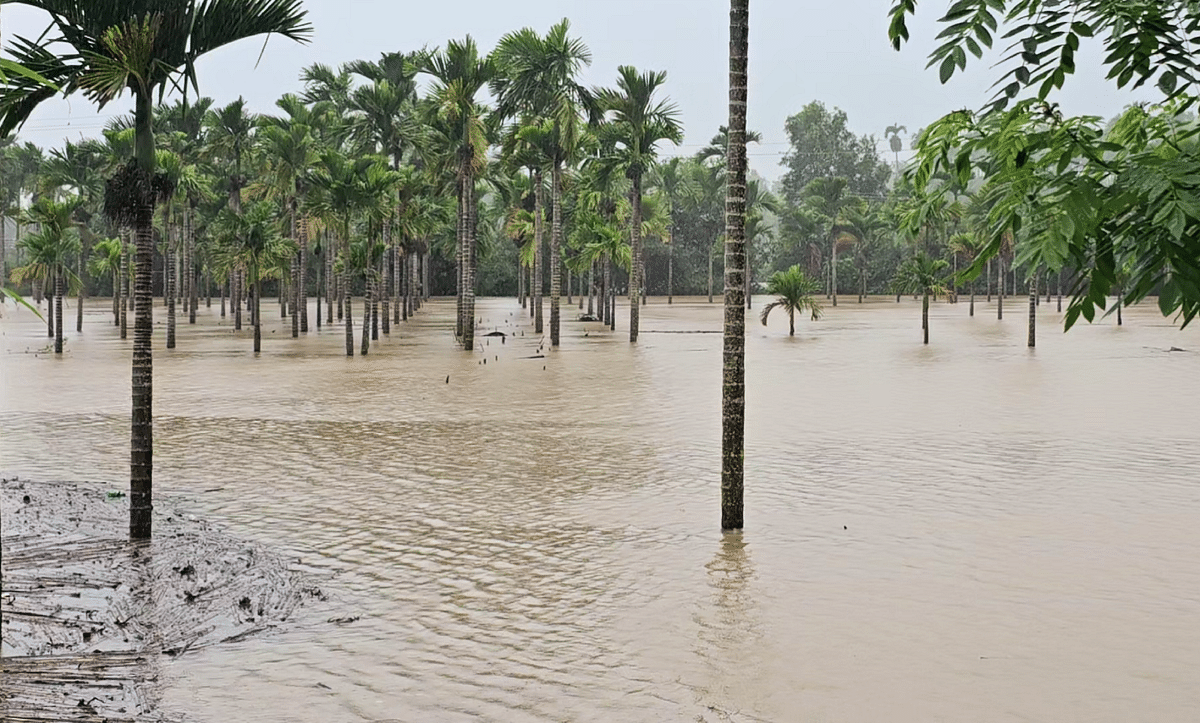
[2,295,1200,721]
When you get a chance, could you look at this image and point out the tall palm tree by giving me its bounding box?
[40,139,104,332]
[421,37,496,351]
[12,197,81,353]
[0,0,311,539]
[493,19,596,348]
[759,265,823,336]
[307,151,399,356]
[892,252,950,344]
[205,97,259,332]
[211,201,294,353]
[89,237,124,326]
[257,97,323,338]
[595,66,683,342]
[722,0,749,531]
[948,231,981,316]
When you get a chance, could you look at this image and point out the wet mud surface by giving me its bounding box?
[1,477,331,721]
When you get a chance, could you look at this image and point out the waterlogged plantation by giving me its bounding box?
[3,1,1200,721]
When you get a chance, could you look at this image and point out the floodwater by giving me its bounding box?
[2,292,1199,722]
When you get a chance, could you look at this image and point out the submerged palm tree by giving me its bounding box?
[892,252,950,344]
[12,197,82,353]
[211,201,294,353]
[759,265,822,336]
[722,0,749,531]
[595,65,682,342]
[0,0,311,539]
[88,237,124,326]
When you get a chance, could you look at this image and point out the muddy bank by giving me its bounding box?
[1,477,332,722]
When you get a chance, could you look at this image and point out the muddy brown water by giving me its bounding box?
[2,294,1199,722]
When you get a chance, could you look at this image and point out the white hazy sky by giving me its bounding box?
[2,1,1156,182]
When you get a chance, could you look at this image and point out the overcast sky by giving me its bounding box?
[3,1,1155,183]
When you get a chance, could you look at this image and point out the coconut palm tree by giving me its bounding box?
[594,66,683,342]
[420,37,497,351]
[0,0,310,539]
[759,265,823,336]
[723,0,749,531]
[892,252,950,344]
[493,19,596,348]
[12,197,82,353]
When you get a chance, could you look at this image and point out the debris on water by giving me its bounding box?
[1,477,335,721]
[106,490,125,498]
[484,331,505,337]
[1168,346,1187,352]
[328,615,360,625]
[445,375,450,384]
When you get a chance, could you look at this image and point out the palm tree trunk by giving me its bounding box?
[708,247,714,303]
[76,246,84,333]
[464,174,478,351]
[533,168,544,336]
[382,241,392,335]
[315,247,323,330]
[1027,271,1037,347]
[291,209,300,339]
[519,256,526,308]
[922,291,929,344]
[188,208,197,324]
[54,269,64,354]
[254,273,263,353]
[566,266,573,306]
[362,275,372,356]
[113,268,120,326]
[401,251,409,322]
[371,262,380,341]
[604,261,613,328]
[46,277,53,338]
[746,235,753,309]
[130,93,156,540]
[1117,292,1123,326]
[986,257,992,301]
[831,241,838,307]
[299,220,309,333]
[551,163,564,346]
[166,227,176,350]
[588,263,595,316]
[120,243,130,335]
[220,279,227,318]
[327,233,335,324]
[398,240,408,321]
[234,269,243,330]
[343,260,353,357]
[997,256,1004,320]
[668,241,674,304]
[722,0,749,531]
[1057,269,1063,312]
[788,307,795,336]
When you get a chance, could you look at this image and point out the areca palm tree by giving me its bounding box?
[40,139,104,332]
[892,252,950,344]
[948,231,982,316]
[211,201,294,353]
[421,37,497,351]
[759,265,822,336]
[595,66,683,342]
[257,98,323,338]
[12,197,82,353]
[0,0,310,539]
[205,97,259,331]
[89,237,125,325]
[493,19,596,348]
[723,0,749,531]
[307,151,399,356]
